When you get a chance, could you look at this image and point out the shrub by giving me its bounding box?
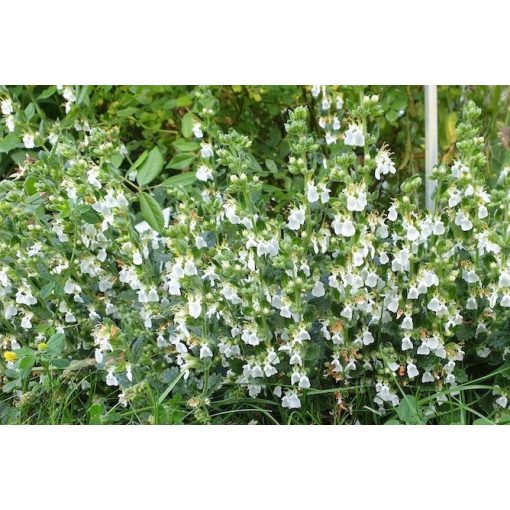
[0,86,509,424]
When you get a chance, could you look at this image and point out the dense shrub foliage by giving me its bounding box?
[1,85,510,424]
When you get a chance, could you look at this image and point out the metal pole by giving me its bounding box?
[424,85,438,212]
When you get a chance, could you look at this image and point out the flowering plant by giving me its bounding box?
[1,86,509,424]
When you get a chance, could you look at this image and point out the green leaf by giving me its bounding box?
[139,192,164,233]
[0,133,19,153]
[181,112,195,138]
[50,358,71,369]
[158,370,186,404]
[172,139,199,153]
[47,333,65,356]
[19,355,35,373]
[40,281,55,299]
[132,150,148,169]
[24,175,38,195]
[168,153,196,170]
[137,146,164,187]
[473,417,494,425]
[25,103,35,121]
[396,395,424,425]
[37,86,57,100]
[78,205,102,224]
[265,159,278,174]
[2,380,20,394]
[88,402,105,425]
[160,172,196,189]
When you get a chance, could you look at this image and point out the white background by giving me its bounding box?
[2,1,510,508]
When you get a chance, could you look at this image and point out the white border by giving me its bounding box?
[1,425,508,508]
[3,0,510,84]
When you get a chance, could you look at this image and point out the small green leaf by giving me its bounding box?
[50,358,71,369]
[396,395,424,425]
[25,175,38,195]
[172,139,199,152]
[47,333,65,356]
[181,112,195,138]
[37,86,57,100]
[77,205,102,224]
[25,103,35,121]
[160,172,196,189]
[137,147,164,187]
[2,380,20,394]
[265,159,278,174]
[132,150,148,169]
[139,192,164,233]
[0,133,19,153]
[168,153,196,170]
[40,282,55,299]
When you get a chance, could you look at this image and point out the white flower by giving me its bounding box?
[311,85,321,98]
[448,189,462,208]
[188,297,202,318]
[312,280,325,297]
[287,206,305,231]
[200,344,213,359]
[478,205,488,219]
[401,315,413,330]
[401,336,413,351]
[346,190,367,212]
[106,369,119,387]
[192,122,203,139]
[200,143,213,158]
[495,395,508,408]
[282,391,301,409]
[433,220,445,235]
[406,225,420,242]
[299,375,311,389]
[344,123,365,147]
[133,251,143,265]
[422,371,435,383]
[407,362,419,379]
[499,270,510,288]
[455,211,473,231]
[87,168,102,189]
[306,183,319,203]
[196,164,213,182]
[5,116,15,132]
[325,132,337,145]
[1,98,13,115]
[362,330,374,346]
[375,150,396,180]
[23,133,35,149]
[341,304,353,320]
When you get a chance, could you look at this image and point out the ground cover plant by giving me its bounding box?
[1,85,510,424]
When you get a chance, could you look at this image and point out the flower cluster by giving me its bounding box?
[1,87,509,423]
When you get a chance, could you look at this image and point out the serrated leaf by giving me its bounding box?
[168,153,196,170]
[160,172,196,189]
[139,192,164,233]
[137,147,164,187]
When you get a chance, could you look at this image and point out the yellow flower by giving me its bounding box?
[37,342,48,352]
[3,351,17,363]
